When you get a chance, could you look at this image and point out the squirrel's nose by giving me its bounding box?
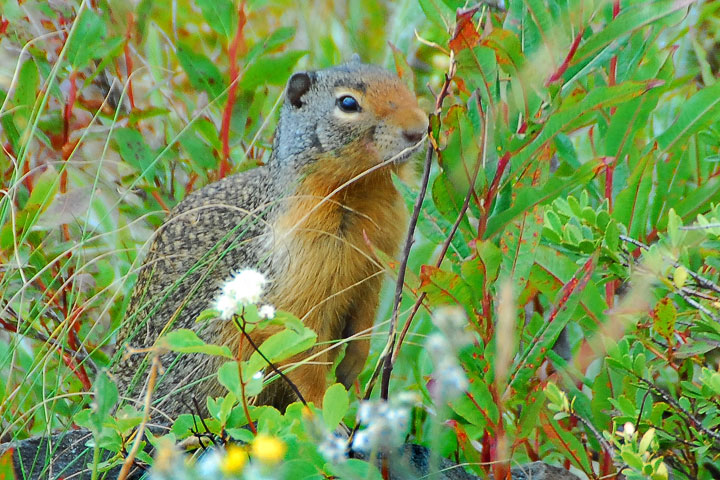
[403,130,424,144]
[402,109,429,145]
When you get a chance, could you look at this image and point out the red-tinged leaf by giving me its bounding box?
[419,265,474,307]
[546,29,585,86]
[0,446,16,480]
[388,42,415,86]
[530,245,606,332]
[445,419,484,473]
[507,81,660,178]
[500,204,544,290]
[653,297,676,340]
[450,376,498,428]
[508,253,598,392]
[500,161,547,290]
[449,6,481,53]
[481,29,525,72]
[541,413,594,474]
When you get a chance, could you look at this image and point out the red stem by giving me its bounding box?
[63,71,77,146]
[123,13,135,109]
[219,3,247,179]
[478,152,511,238]
[151,190,170,213]
[545,28,585,86]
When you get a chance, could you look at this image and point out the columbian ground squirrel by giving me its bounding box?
[114,59,428,416]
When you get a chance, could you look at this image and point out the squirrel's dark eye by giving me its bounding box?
[337,95,361,113]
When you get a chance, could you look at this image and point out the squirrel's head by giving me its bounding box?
[272,60,428,175]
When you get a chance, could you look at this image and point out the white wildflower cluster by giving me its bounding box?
[317,433,348,463]
[214,268,275,321]
[351,393,420,453]
[426,306,471,401]
[258,304,276,319]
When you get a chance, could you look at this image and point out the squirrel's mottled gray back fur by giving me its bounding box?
[113,60,427,418]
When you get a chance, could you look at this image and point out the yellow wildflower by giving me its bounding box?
[220,444,248,475]
[251,434,287,464]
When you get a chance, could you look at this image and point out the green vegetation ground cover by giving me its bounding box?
[1,0,720,478]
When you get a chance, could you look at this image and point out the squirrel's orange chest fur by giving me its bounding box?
[269,153,409,341]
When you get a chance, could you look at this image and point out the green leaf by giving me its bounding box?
[613,155,652,239]
[217,357,274,400]
[196,0,237,38]
[196,308,219,323]
[418,0,454,29]
[545,415,594,472]
[486,160,599,239]
[510,254,598,391]
[327,459,382,480]
[26,166,59,209]
[90,371,118,432]
[66,8,106,68]
[245,27,297,64]
[656,81,720,154]
[115,128,156,182]
[456,46,498,105]
[508,81,657,177]
[450,376,497,428]
[573,0,691,70]
[322,383,349,430]
[177,43,226,98]
[12,58,39,131]
[240,51,308,90]
[180,127,218,169]
[245,324,317,376]
[159,329,233,358]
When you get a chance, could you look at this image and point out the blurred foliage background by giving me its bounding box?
[2,0,720,479]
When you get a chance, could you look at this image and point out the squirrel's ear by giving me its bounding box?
[286,72,314,108]
[349,53,362,64]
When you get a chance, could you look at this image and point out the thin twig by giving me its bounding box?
[118,355,160,480]
[393,94,488,361]
[233,312,306,406]
[571,411,615,459]
[378,58,457,400]
[679,222,720,230]
[635,376,720,448]
[619,234,720,320]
